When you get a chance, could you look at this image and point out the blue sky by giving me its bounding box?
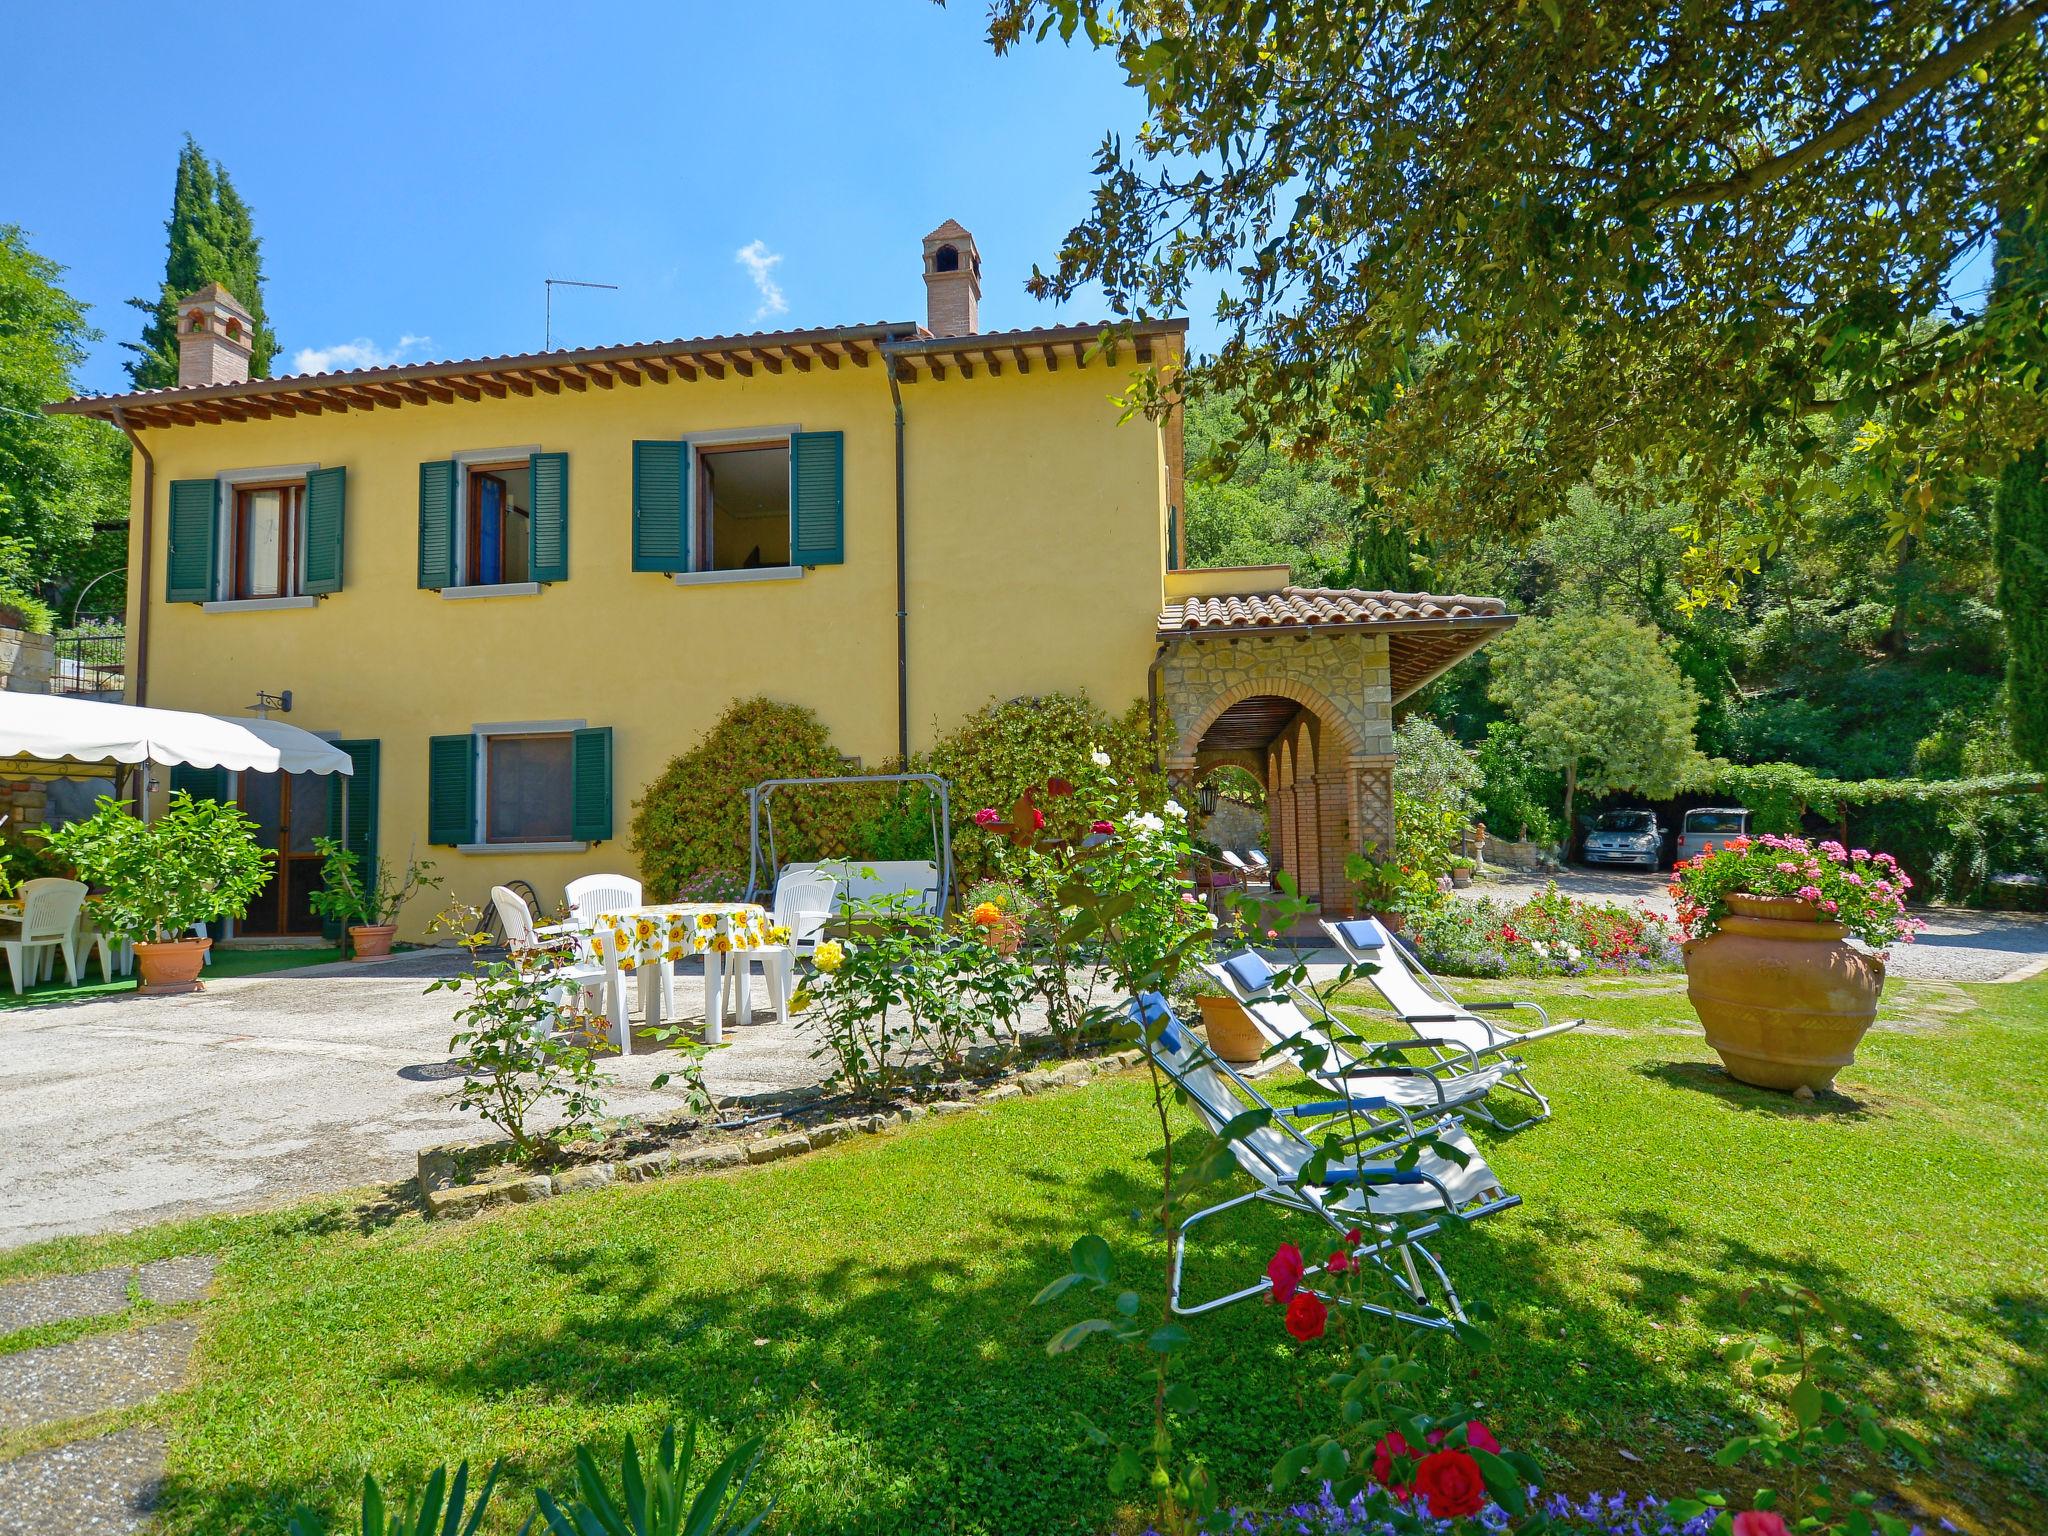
[10,1,1175,397]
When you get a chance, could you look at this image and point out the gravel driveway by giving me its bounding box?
[1465,867,2048,982]
[0,948,841,1252]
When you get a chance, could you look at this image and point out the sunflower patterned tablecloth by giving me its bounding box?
[590,903,786,972]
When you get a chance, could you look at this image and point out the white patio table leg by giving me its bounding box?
[599,932,630,1056]
[765,948,788,1025]
[703,948,725,1046]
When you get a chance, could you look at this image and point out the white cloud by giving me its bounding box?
[734,240,787,321]
[290,335,431,375]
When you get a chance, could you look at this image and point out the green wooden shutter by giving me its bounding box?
[632,441,687,572]
[168,763,226,802]
[303,465,347,595]
[528,451,569,584]
[323,739,381,938]
[418,460,457,589]
[789,431,844,566]
[426,734,476,845]
[166,479,219,603]
[570,727,613,843]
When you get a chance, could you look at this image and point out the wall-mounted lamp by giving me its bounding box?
[249,689,293,717]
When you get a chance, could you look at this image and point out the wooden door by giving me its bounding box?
[235,771,329,937]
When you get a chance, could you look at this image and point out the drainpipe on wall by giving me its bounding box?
[882,343,910,767]
[1146,638,1172,770]
[110,407,153,707]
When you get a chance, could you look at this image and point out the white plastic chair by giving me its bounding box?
[490,885,609,1040]
[1,879,89,993]
[564,874,643,926]
[723,871,836,1027]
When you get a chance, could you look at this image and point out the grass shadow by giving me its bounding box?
[1634,1059,1880,1121]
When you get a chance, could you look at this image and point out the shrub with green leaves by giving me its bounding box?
[38,791,271,944]
[630,697,872,900]
[920,692,1164,883]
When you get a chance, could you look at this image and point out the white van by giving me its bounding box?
[1676,807,1750,864]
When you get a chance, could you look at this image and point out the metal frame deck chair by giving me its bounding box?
[1203,950,1526,1131]
[1129,992,1519,1331]
[1321,917,1582,1124]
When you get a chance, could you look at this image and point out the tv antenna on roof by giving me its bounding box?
[545,278,619,350]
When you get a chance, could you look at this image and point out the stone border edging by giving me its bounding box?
[419,1050,1146,1220]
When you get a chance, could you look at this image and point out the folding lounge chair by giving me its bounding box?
[1130,992,1520,1331]
[1322,917,1582,1124]
[1203,950,1529,1133]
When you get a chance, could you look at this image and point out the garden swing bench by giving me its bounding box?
[744,772,957,920]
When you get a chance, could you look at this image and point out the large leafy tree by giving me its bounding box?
[0,226,127,626]
[989,1,2048,551]
[1486,613,1703,835]
[126,135,277,387]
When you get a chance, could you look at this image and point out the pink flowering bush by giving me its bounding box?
[1669,835,1923,952]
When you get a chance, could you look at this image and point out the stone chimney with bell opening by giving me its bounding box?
[921,221,981,337]
[175,284,255,388]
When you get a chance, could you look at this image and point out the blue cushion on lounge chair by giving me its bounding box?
[1221,951,1274,994]
[1334,919,1385,951]
[1131,991,1182,1053]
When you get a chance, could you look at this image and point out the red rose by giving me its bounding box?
[1370,1431,1414,1499]
[1046,777,1074,797]
[1030,808,1046,830]
[1090,820,1115,835]
[1265,1243,1304,1303]
[973,808,1000,827]
[1326,1249,1350,1272]
[1413,1447,1486,1519]
[1732,1514,1791,1536]
[1283,1291,1327,1341]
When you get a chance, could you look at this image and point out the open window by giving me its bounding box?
[463,460,532,586]
[696,441,792,572]
[229,481,304,600]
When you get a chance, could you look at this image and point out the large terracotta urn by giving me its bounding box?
[1683,893,1884,1092]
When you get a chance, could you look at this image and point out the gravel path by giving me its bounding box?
[1463,867,2048,982]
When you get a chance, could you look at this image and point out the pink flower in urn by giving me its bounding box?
[1821,899,1839,914]
[1851,848,1870,861]
[1797,885,1822,902]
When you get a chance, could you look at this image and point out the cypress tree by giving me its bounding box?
[1994,445,2048,769]
[124,135,277,387]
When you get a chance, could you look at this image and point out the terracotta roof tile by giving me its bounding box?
[1160,586,1512,635]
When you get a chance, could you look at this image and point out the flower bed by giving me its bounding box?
[1404,883,1682,978]
[1204,1484,1795,1534]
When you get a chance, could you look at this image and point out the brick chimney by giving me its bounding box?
[921,220,981,337]
[175,284,254,387]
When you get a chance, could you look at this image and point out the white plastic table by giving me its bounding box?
[588,902,782,1048]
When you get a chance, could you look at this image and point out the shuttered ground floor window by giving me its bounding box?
[428,725,612,850]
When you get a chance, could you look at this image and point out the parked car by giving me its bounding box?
[1581,809,1663,868]
[1676,806,1751,864]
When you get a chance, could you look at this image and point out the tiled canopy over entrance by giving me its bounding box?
[1157,582,1513,918]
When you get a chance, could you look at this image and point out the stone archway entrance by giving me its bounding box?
[1155,581,1514,921]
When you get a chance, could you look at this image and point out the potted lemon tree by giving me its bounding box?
[307,838,440,959]
[40,792,272,995]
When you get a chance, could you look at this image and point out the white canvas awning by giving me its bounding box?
[0,695,353,776]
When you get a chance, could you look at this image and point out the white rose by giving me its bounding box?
[1163,799,1187,819]
[1090,749,1112,768]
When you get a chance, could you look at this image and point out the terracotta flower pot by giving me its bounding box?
[349,924,398,960]
[1450,868,1472,888]
[133,937,209,996]
[1683,893,1884,1092]
[1196,992,1264,1064]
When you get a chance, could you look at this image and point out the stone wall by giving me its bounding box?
[0,628,53,696]
[1160,631,1395,765]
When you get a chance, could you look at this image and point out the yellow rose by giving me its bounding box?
[769,925,791,944]
[970,901,1001,927]
[814,940,845,974]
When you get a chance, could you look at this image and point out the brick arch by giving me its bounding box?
[1173,675,1367,769]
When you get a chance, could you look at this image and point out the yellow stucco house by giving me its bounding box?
[49,222,1511,940]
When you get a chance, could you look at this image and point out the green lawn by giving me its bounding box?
[0,943,344,1008]
[3,974,2043,1534]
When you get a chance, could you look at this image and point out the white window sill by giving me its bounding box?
[441,582,542,601]
[456,840,590,855]
[670,566,804,588]
[202,595,318,614]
